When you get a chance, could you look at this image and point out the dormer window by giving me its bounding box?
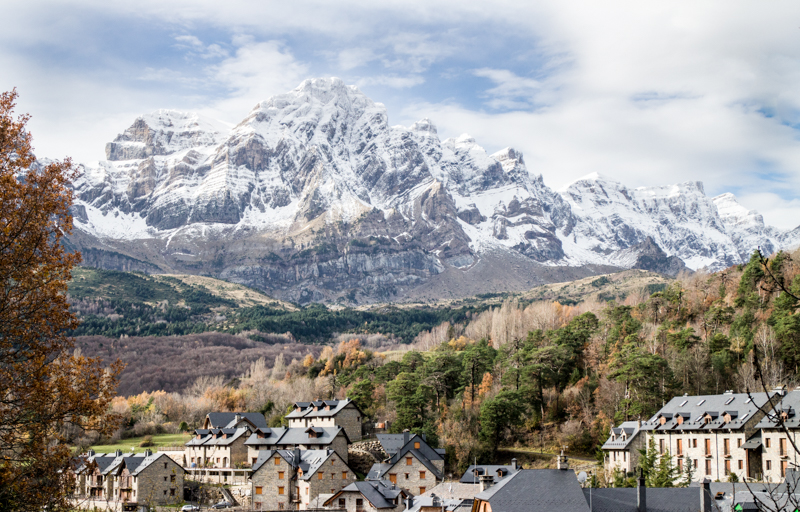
[660,417,667,425]
[704,416,711,424]
[677,416,684,425]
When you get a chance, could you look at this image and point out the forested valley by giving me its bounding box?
[78,250,800,481]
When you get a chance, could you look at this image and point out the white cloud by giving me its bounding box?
[356,74,424,89]
[337,48,377,71]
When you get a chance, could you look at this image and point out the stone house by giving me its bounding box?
[600,421,646,476]
[250,448,357,511]
[73,450,184,508]
[185,427,251,468]
[324,480,409,512]
[603,390,777,482]
[286,399,364,441]
[751,389,800,482]
[368,433,444,495]
[203,412,268,430]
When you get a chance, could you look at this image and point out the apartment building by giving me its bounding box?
[603,390,779,482]
[185,427,251,468]
[368,432,444,495]
[751,389,800,482]
[286,399,364,441]
[249,448,356,511]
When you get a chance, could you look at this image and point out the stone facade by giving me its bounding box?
[126,456,184,507]
[383,454,438,495]
[286,400,364,442]
[331,490,405,512]
[250,449,357,511]
[760,429,800,482]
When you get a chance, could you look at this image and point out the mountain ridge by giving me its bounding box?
[63,77,800,303]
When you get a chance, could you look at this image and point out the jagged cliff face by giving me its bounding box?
[67,78,800,303]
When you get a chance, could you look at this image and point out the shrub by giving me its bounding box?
[139,435,154,447]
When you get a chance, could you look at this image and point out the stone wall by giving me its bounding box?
[385,456,438,495]
[250,452,293,510]
[134,456,184,506]
[336,406,363,442]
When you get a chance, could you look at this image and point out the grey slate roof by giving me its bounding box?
[205,412,268,429]
[377,434,410,456]
[601,421,643,450]
[250,449,352,480]
[186,427,250,447]
[755,389,800,430]
[474,469,590,512]
[324,480,407,509]
[369,433,444,481]
[422,482,481,500]
[130,452,184,476]
[243,426,346,447]
[286,399,360,420]
[406,495,466,512]
[583,487,706,512]
[640,392,771,432]
[459,465,519,484]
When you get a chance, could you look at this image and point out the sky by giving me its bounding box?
[2,1,800,229]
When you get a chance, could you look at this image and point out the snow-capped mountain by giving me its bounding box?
[66,78,800,303]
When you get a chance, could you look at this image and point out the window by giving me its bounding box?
[318,473,323,480]
[782,461,788,478]
[613,452,616,462]
[405,473,409,479]
[339,499,345,508]
[738,460,743,470]
[725,397,735,405]
[253,457,258,464]
[171,475,175,482]
[724,438,730,456]
[295,487,299,496]
[278,503,284,510]
[420,471,426,479]
[419,487,426,494]
[342,472,348,479]
[191,457,195,463]
[164,477,168,482]
[692,439,697,448]
[279,471,285,480]
[414,442,421,449]
[705,460,711,476]
[256,487,263,495]
[780,438,787,457]
[737,439,742,448]
[766,460,772,471]
[331,459,336,465]
[216,458,220,463]
[164,490,167,496]
[170,489,176,497]
[659,439,665,454]
[705,439,711,456]
[697,399,706,406]
[278,487,285,495]
[306,488,309,495]
[693,459,698,469]
[623,451,627,462]
[766,438,771,448]
[389,474,397,484]
[680,400,688,407]
[275,457,281,465]
[356,499,363,508]
[255,503,261,510]
[677,459,683,472]
[406,457,413,466]
[677,439,683,455]
[724,460,731,475]
[164,462,168,469]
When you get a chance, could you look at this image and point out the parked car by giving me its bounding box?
[211,502,232,509]
[181,505,200,512]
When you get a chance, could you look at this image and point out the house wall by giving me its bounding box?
[300,433,349,463]
[652,431,748,482]
[251,453,294,511]
[134,457,184,507]
[385,455,438,495]
[335,406,363,442]
[298,454,357,509]
[331,491,403,512]
[760,429,800,482]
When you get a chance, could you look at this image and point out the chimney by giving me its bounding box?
[403,429,410,446]
[235,413,242,424]
[293,447,301,468]
[479,474,494,492]
[115,449,122,457]
[87,449,95,457]
[511,458,517,471]
[701,479,711,512]
[144,449,152,457]
[557,450,569,470]
[405,495,414,511]
[637,469,646,512]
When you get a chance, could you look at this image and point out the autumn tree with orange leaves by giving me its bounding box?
[0,89,122,512]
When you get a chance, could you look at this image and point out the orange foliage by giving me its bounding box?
[0,89,122,511]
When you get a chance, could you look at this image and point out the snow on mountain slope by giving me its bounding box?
[66,77,799,301]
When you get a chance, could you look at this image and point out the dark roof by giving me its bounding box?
[641,392,771,432]
[584,487,704,512]
[601,421,644,450]
[250,449,352,480]
[391,436,443,464]
[324,480,406,509]
[474,470,590,512]
[460,465,520,484]
[756,390,800,429]
[205,412,268,429]
[377,434,410,455]
[286,398,361,419]
[186,427,250,446]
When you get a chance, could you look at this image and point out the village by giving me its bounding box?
[70,390,800,512]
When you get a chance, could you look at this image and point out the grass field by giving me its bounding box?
[89,433,192,454]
